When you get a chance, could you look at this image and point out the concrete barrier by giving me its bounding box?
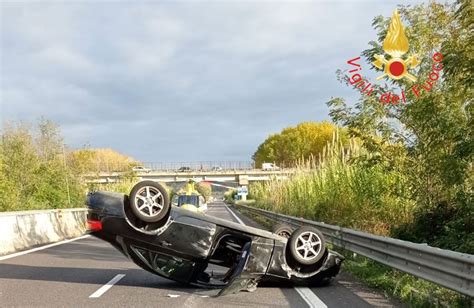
[0,208,87,256]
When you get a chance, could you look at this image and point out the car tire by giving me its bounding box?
[288,226,326,266]
[273,224,294,238]
[129,181,170,223]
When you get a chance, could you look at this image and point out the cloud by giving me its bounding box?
[1,0,424,162]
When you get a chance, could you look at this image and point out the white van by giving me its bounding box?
[262,163,280,171]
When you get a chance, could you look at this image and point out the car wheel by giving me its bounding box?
[129,181,170,223]
[288,226,326,266]
[273,224,294,238]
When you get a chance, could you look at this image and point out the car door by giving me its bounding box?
[155,213,217,259]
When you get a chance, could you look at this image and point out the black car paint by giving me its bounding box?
[86,191,343,295]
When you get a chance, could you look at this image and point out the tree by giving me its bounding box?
[196,182,212,201]
[253,121,347,167]
[0,120,83,211]
[327,1,473,252]
[69,148,137,173]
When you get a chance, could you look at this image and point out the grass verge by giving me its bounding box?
[338,249,472,307]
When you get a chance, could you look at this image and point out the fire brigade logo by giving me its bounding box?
[373,10,419,82]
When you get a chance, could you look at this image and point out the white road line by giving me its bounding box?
[223,203,328,308]
[89,274,126,298]
[295,287,328,308]
[223,203,246,225]
[0,235,91,261]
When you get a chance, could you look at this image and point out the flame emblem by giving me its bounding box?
[373,10,419,82]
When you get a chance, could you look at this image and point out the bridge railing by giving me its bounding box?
[235,204,474,297]
[142,161,255,171]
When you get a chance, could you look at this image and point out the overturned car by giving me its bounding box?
[86,181,343,295]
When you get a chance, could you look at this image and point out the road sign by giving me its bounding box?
[237,186,248,195]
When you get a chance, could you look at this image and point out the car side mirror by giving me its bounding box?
[171,195,179,206]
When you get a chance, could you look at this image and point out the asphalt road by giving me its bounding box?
[0,201,401,307]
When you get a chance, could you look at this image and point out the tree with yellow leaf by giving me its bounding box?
[252,121,347,167]
[69,148,137,173]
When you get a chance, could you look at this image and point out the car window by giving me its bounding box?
[152,253,195,281]
[177,195,200,206]
[132,246,195,282]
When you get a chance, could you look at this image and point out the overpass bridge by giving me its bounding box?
[83,169,294,186]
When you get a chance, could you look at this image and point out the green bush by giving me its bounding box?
[251,136,415,235]
[224,189,237,203]
[0,120,85,211]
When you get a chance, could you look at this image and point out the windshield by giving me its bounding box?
[177,195,200,207]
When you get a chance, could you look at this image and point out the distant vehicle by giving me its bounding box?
[173,181,208,212]
[176,194,208,212]
[262,163,280,171]
[211,166,223,172]
[177,166,192,172]
[132,166,151,173]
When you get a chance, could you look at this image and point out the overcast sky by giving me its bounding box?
[1,0,425,162]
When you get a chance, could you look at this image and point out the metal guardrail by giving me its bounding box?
[79,161,256,173]
[236,204,474,297]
